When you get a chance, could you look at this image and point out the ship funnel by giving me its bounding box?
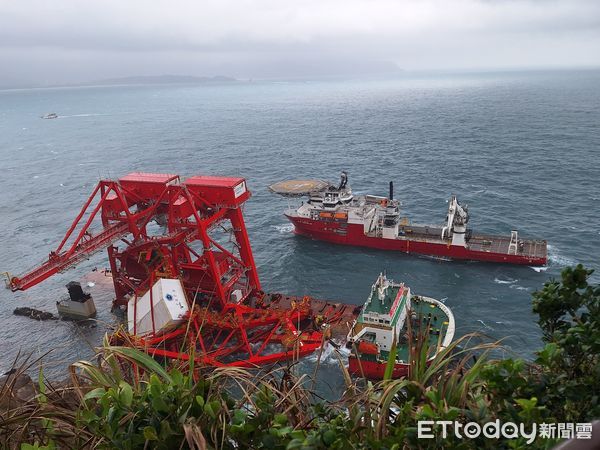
[389,181,394,200]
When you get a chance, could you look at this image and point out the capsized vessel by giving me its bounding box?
[270,173,547,266]
[346,273,455,379]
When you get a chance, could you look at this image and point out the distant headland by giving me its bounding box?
[0,75,238,90]
[80,74,237,87]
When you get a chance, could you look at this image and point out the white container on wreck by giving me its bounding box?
[127,278,190,336]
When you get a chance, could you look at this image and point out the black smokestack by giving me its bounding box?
[389,181,394,200]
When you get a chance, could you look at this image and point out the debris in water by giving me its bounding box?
[13,307,57,321]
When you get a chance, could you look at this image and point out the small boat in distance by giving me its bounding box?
[41,113,58,119]
[270,173,548,266]
[346,273,455,379]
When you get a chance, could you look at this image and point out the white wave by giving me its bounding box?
[494,277,517,285]
[87,282,95,287]
[439,297,448,303]
[272,224,294,234]
[477,319,494,330]
[307,342,347,365]
[337,346,351,358]
[483,189,503,197]
[509,284,530,291]
[547,245,576,267]
[529,266,548,273]
[419,254,452,262]
[60,113,108,118]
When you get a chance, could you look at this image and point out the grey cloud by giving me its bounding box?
[0,0,599,86]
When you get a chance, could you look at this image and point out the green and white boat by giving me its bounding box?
[346,273,455,379]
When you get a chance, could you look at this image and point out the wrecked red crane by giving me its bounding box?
[6,173,357,368]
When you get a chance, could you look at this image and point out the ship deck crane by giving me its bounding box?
[6,172,324,368]
[441,195,469,246]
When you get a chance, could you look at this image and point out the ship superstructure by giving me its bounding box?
[271,173,547,265]
[347,273,455,379]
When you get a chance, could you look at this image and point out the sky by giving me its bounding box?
[1,0,599,86]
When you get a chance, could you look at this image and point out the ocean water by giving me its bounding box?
[0,70,599,391]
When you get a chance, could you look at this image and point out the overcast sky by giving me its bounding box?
[1,0,599,86]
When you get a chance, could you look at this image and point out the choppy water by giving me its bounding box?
[1,70,599,393]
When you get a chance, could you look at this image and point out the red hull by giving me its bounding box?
[287,216,546,266]
[348,355,408,379]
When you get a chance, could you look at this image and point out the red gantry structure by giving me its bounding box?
[6,173,331,367]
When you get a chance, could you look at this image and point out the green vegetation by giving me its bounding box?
[1,265,598,449]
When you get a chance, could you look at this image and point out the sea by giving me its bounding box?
[0,69,598,396]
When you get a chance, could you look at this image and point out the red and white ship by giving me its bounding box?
[270,173,547,266]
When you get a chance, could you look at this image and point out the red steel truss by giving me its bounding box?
[7,172,324,367]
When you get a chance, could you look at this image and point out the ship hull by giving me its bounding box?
[348,355,409,379]
[286,215,546,266]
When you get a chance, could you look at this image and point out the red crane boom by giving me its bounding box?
[6,173,324,368]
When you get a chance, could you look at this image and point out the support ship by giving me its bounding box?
[347,273,455,379]
[271,173,547,266]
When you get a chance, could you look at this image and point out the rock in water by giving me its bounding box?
[13,307,57,321]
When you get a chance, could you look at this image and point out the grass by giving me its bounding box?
[0,327,502,449]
